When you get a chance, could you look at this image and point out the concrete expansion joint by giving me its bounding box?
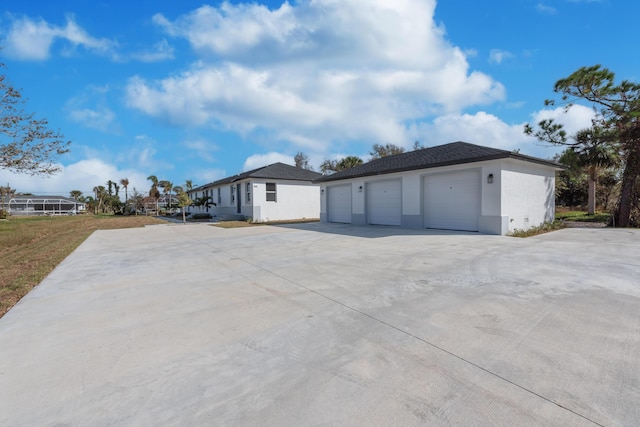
[193,231,605,427]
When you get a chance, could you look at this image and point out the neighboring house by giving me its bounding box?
[6,195,85,216]
[315,141,563,235]
[188,163,322,222]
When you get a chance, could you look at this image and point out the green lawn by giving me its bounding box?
[556,210,611,223]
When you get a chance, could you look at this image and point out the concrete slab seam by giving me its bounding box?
[194,233,607,427]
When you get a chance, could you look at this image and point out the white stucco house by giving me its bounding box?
[315,142,563,235]
[188,163,322,222]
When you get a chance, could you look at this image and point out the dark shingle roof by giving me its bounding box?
[315,141,562,182]
[197,163,321,190]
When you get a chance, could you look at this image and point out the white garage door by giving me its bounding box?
[327,184,352,223]
[425,170,480,232]
[367,180,401,226]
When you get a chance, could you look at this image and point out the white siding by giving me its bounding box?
[251,180,320,222]
[501,160,556,232]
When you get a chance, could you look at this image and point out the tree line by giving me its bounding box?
[295,141,426,174]
[526,65,640,227]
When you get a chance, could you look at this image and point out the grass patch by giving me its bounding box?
[555,210,611,223]
[509,220,565,238]
[212,220,262,228]
[0,214,164,318]
[212,218,319,228]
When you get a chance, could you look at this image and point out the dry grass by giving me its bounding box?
[0,214,164,318]
[212,220,262,228]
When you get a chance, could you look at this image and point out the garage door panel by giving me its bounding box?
[367,180,401,226]
[328,185,352,223]
[425,170,480,232]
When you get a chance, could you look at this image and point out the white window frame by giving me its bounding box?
[266,182,277,202]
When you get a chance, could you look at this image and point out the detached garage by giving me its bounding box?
[316,142,563,235]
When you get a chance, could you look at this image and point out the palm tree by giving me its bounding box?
[119,178,129,211]
[69,190,83,200]
[106,180,114,196]
[93,185,106,214]
[193,195,212,213]
[159,180,174,213]
[147,175,160,214]
[574,129,618,215]
[337,156,363,170]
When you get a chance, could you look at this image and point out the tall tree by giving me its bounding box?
[0,184,15,213]
[129,187,144,216]
[159,180,174,213]
[69,190,83,201]
[572,129,618,215]
[0,63,70,175]
[93,185,106,214]
[147,175,160,213]
[525,65,640,226]
[320,156,364,174]
[337,156,363,170]
[176,184,193,224]
[294,152,313,170]
[412,141,426,151]
[119,178,129,204]
[369,143,405,160]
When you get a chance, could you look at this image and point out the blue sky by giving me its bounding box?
[1,0,636,197]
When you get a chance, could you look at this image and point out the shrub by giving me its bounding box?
[509,220,565,238]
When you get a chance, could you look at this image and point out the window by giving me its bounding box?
[246,182,251,202]
[266,182,277,202]
[217,188,221,205]
[230,185,234,203]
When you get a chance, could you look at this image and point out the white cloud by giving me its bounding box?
[419,112,528,148]
[411,112,550,159]
[65,86,120,133]
[489,49,514,64]
[530,104,595,137]
[128,0,505,152]
[3,15,116,60]
[0,158,149,198]
[182,139,218,162]
[243,152,293,171]
[130,39,175,62]
[191,168,227,185]
[68,107,118,133]
[412,104,595,159]
[536,4,557,14]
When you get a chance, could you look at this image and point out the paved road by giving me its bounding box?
[1,223,639,426]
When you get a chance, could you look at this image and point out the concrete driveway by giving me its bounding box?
[1,223,639,426]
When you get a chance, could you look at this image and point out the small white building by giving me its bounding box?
[315,142,563,235]
[188,163,322,222]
